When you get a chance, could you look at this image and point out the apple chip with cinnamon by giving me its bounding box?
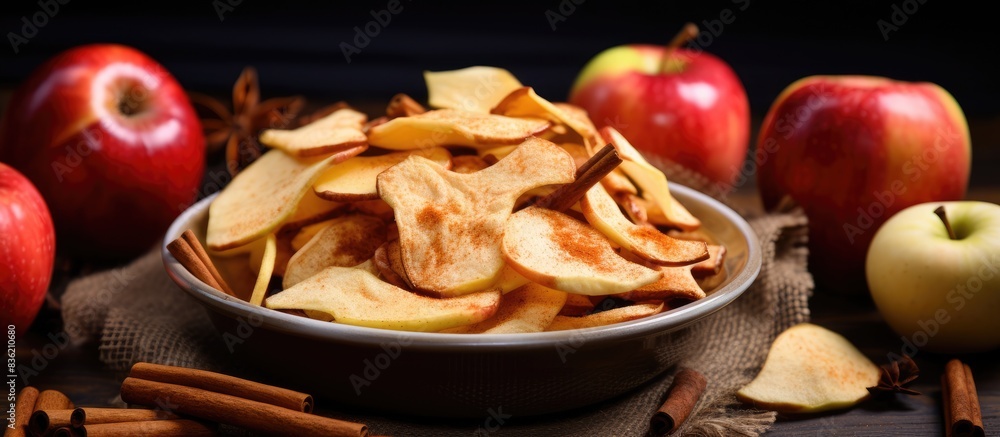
[367,109,551,150]
[170,66,729,333]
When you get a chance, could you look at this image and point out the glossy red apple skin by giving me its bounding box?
[0,163,55,333]
[0,44,204,259]
[757,76,970,293]
[570,45,750,187]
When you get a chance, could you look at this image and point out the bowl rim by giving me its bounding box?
[162,183,761,352]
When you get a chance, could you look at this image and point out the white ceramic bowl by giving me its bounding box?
[162,183,760,417]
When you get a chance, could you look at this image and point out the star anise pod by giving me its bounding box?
[189,67,305,176]
[867,354,921,396]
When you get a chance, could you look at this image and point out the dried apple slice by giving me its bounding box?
[265,267,501,332]
[449,155,490,174]
[692,245,726,278]
[248,234,276,306]
[282,215,386,288]
[620,265,705,303]
[303,261,382,323]
[208,236,263,258]
[366,109,550,150]
[696,267,728,294]
[282,190,345,230]
[546,302,663,331]
[477,145,518,162]
[737,323,880,413]
[553,103,599,144]
[313,148,451,201]
[492,266,530,293]
[259,108,368,158]
[351,199,395,222]
[378,137,575,296]
[502,207,661,295]
[581,183,708,265]
[248,232,292,276]
[444,284,566,334]
[601,169,638,196]
[373,240,412,290]
[207,147,365,251]
[424,66,523,113]
[560,294,595,316]
[290,219,333,251]
[491,87,598,144]
[666,229,716,243]
[601,126,700,231]
[385,93,426,118]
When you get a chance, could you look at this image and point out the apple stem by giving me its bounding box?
[934,206,957,240]
[660,23,699,74]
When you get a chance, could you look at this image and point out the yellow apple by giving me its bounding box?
[866,201,1000,353]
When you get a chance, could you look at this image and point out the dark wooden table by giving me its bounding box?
[12,187,1000,436]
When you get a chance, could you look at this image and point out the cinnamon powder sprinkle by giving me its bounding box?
[545,209,616,274]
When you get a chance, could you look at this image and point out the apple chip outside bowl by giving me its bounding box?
[162,183,760,417]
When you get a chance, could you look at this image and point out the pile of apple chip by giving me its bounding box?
[203,66,728,333]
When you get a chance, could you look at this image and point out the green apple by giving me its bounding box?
[866,201,1000,353]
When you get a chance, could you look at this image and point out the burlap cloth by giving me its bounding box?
[60,169,813,436]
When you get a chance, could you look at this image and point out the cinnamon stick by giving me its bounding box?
[120,378,366,437]
[535,144,622,212]
[180,230,235,296]
[78,419,217,437]
[33,390,74,411]
[963,365,984,436]
[78,407,177,425]
[50,428,82,437]
[31,408,179,436]
[650,368,707,436]
[942,359,985,437]
[4,386,38,437]
[166,237,226,295]
[127,362,313,413]
[28,408,84,436]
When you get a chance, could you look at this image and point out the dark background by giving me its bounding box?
[1,0,998,184]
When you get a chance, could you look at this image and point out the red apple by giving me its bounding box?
[757,76,971,293]
[0,44,205,259]
[0,163,55,333]
[569,25,749,188]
